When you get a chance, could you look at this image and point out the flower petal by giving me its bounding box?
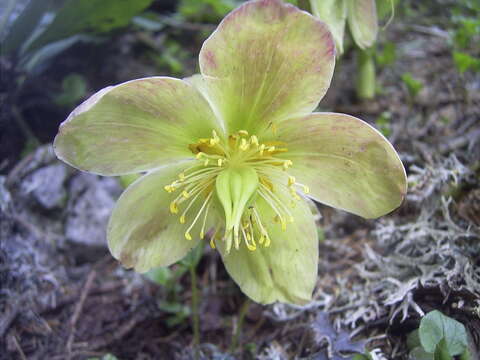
[54,77,222,176]
[108,162,207,273]
[217,190,318,305]
[310,0,348,54]
[199,0,335,136]
[347,0,378,49]
[277,113,407,219]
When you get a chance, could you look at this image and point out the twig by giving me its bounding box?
[65,269,97,360]
[11,333,27,360]
[86,310,150,350]
[0,303,20,338]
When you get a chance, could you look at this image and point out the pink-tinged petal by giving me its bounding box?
[54,77,222,176]
[310,0,348,54]
[199,0,335,136]
[108,162,204,273]
[216,188,318,305]
[347,0,378,49]
[277,113,407,219]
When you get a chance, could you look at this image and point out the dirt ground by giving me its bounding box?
[1,4,479,360]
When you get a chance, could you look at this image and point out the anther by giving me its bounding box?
[283,160,293,170]
[180,215,186,224]
[170,202,179,214]
[250,135,259,146]
[185,232,192,240]
[210,237,216,249]
[239,138,249,151]
[196,152,204,159]
[259,144,265,155]
[288,176,296,186]
[182,190,190,199]
[238,130,249,136]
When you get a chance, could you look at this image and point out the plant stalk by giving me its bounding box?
[356,48,376,100]
[189,264,200,360]
[229,298,251,353]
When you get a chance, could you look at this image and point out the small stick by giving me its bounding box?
[65,269,97,360]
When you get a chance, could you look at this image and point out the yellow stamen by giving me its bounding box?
[185,232,192,240]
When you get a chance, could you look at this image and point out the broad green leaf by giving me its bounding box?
[310,0,348,54]
[54,77,222,176]
[217,187,318,305]
[199,0,335,136]
[410,347,435,360]
[434,339,453,360]
[108,162,205,273]
[26,0,153,53]
[347,0,378,49]
[275,112,407,219]
[419,310,468,356]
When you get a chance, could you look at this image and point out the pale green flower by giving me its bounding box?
[310,0,378,54]
[54,0,406,305]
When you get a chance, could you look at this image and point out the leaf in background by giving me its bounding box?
[20,34,99,75]
[311,312,366,358]
[453,52,480,73]
[26,0,153,53]
[1,0,55,55]
[54,73,88,108]
[419,310,468,356]
[401,72,423,98]
[376,42,396,67]
[145,266,173,286]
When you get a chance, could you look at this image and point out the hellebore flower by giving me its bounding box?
[54,0,406,305]
[310,0,378,54]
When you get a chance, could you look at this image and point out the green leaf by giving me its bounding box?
[401,72,423,98]
[410,347,435,360]
[376,42,397,67]
[1,0,55,55]
[433,339,453,360]
[407,329,422,350]
[453,52,480,73]
[419,310,468,356]
[54,73,88,108]
[26,0,153,53]
[145,267,173,286]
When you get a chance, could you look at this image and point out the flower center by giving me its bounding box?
[164,130,309,253]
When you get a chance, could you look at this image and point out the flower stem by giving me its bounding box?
[189,264,200,360]
[356,48,376,100]
[229,298,251,353]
